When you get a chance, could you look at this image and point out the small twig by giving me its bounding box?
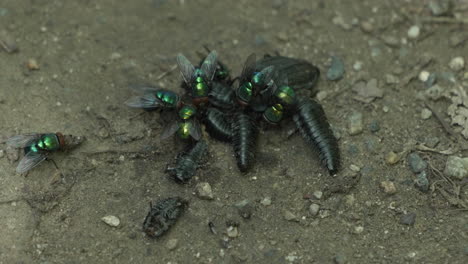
[424,102,457,139]
[155,64,177,81]
[415,144,458,155]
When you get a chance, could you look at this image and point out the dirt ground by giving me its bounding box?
[1,0,468,263]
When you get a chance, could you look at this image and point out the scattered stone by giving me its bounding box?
[407,25,421,39]
[449,34,468,48]
[353,61,363,71]
[368,120,380,133]
[0,149,4,158]
[260,197,272,206]
[380,181,397,194]
[353,225,364,234]
[414,171,430,193]
[428,0,451,16]
[424,84,444,100]
[332,15,352,30]
[101,215,120,227]
[283,210,298,222]
[195,182,214,200]
[425,137,440,148]
[419,71,430,82]
[382,106,389,113]
[254,35,266,46]
[5,146,19,163]
[0,30,18,53]
[276,32,288,41]
[421,108,432,119]
[444,156,468,180]
[385,74,399,85]
[333,253,347,264]
[166,239,178,250]
[353,79,384,103]
[386,151,400,165]
[110,52,122,60]
[312,191,323,200]
[348,111,363,135]
[400,212,416,226]
[350,164,360,172]
[327,56,345,81]
[407,153,427,173]
[360,21,374,33]
[309,204,320,216]
[316,90,328,101]
[26,59,39,70]
[382,35,399,48]
[235,199,253,219]
[226,226,239,238]
[449,57,465,72]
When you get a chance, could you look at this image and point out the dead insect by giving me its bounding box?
[143,197,188,238]
[166,140,208,183]
[6,133,84,173]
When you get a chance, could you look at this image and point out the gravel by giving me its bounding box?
[444,156,468,180]
[348,111,363,135]
[400,212,416,226]
[414,171,430,193]
[195,182,214,200]
[408,153,427,174]
[449,57,465,71]
[407,25,420,39]
[327,56,345,81]
[101,215,120,227]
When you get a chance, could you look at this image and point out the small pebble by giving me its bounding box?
[313,191,323,200]
[101,215,120,227]
[283,210,298,222]
[226,226,239,238]
[350,164,360,172]
[276,32,288,41]
[260,197,272,206]
[444,156,468,180]
[428,0,451,16]
[421,108,432,119]
[309,204,320,216]
[26,59,39,70]
[419,71,430,82]
[316,90,328,101]
[414,171,430,193]
[400,212,416,226]
[235,199,253,219]
[385,74,399,85]
[382,106,389,113]
[334,254,346,264]
[110,52,122,60]
[380,181,397,195]
[368,120,380,133]
[354,225,364,234]
[0,30,18,53]
[407,25,420,39]
[408,153,427,173]
[195,182,214,200]
[353,61,363,71]
[360,21,374,33]
[166,239,178,250]
[449,57,465,71]
[386,151,400,165]
[0,149,4,158]
[348,112,363,135]
[382,35,399,47]
[327,56,345,81]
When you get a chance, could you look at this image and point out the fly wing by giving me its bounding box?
[200,50,218,81]
[176,53,195,85]
[125,94,161,109]
[239,53,256,85]
[188,119,202,141]
[160,121,180,140]
[6,134,41,148]
[16,151,47,173]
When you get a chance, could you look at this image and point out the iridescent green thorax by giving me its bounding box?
[237,82,253,103]
[264,104,284,124]
[178,122,191,139]
[178,105,197,120]
[275,85,296,105]
[192,71,209,97]
[27,134,60,153]
[216,69,229,81]
[156,90,179,108]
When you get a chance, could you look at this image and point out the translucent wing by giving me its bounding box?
[16,150,47,173]
[160,121,180,140]
[239,53,256,84]
[176,53,195,85]
[125,94,161,109]
[6,134,41,148]
[188,119,202,141]
[201,50,218,81]
[260,65,276,85]
[261,66,282,95]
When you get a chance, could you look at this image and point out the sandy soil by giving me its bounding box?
[1,0,467,263]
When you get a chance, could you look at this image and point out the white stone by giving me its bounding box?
[418,71,430,82]
[101,215,120,227]
[407,25,420,39]
[449,57,465,71]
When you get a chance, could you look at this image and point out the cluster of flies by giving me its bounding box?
[4,48,340,238]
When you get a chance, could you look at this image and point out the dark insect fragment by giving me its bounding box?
[143,197,187,238]
[208,81,236,110]
[232,111,258,172]
[166,140,208,183]
[293,98,340,175]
